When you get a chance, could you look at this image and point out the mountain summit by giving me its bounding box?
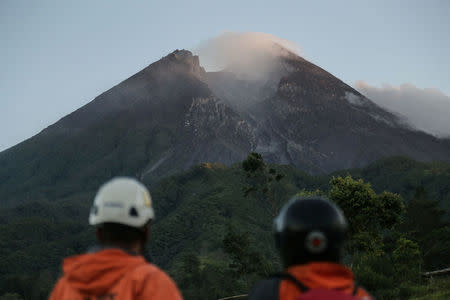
[204,45,450,172]
[1,47,449,204]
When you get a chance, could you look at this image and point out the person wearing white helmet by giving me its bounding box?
[49,177,183,300]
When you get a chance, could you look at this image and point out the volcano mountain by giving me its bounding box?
[1,47,449,205]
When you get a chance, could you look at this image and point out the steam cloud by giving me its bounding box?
[356,82,450,138]
[194,32,301,79]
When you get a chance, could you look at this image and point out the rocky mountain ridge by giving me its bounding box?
[1,47,449,205]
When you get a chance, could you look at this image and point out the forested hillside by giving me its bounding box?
[1,155,449,299]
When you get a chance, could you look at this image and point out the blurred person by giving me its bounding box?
[248,196,373,300]
[49,177,182,300]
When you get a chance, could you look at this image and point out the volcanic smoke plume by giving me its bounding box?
[356,81,450,138]
[193,32,301,80]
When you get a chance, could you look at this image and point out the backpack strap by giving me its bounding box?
[248,273,309,300]
[272,272,309,293]
[247,277,282,300]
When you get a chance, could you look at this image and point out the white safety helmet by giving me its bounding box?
[89,177,155,228]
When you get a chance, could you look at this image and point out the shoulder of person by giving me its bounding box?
[130,262,182,299]
[355,286,374,300]
[129,262,171,282]
[48,276,69,300]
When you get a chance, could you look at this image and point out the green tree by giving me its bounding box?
[242,152,284,216]
[222,224,272,294]
[176,252,238,300]
[329,176,404,253]
[178,253,201,289]
[352,252,397,299]
[329,176,426,299]
[223,225,268,276]
[401,186,450,270]
[393,237,422,283]
[295,189,325,197]
[0,294,23,300]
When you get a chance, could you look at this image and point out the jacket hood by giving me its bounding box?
[63,249,147,295]
[287,262,355,290]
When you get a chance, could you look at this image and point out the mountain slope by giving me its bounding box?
[1,157,449,298]
[0,50,254,205]
[1,47,450,206]
[206,52,450,173]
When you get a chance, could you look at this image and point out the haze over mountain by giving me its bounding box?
[355,81,450,138]
[1,37,450,206]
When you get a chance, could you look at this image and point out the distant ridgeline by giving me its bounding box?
[2,49,450,209]
[0,155,449,300]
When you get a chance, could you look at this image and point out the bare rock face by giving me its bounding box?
[203,49,450,174]
[0,50,253,200]
[1,48,450,204]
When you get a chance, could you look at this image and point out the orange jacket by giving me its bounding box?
[49,248,183,300]
[279,262,372,299]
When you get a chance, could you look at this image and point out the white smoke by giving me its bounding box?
[193,32,302,79]
[356,81,450,138]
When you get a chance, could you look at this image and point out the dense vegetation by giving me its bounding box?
[1,155,449,299]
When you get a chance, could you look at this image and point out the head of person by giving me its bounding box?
[274,195,348,268]
[88,177,155,255]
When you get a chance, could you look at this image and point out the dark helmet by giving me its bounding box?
[274,195,348,268]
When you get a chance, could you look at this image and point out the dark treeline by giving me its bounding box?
[1,155,449,299]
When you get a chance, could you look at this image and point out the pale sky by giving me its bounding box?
[1,0,449,151]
